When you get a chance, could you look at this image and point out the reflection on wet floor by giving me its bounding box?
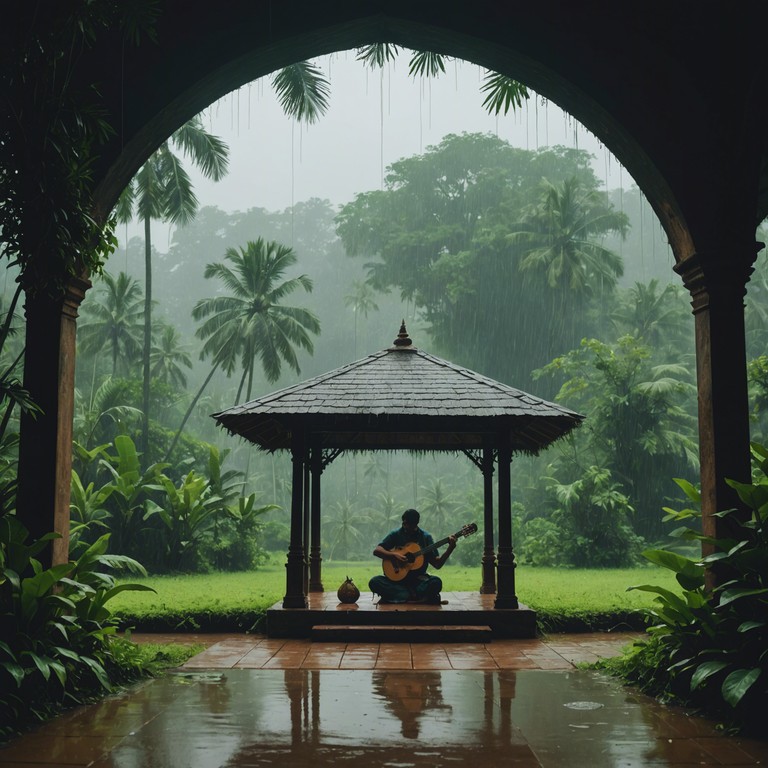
[3,668,767,767]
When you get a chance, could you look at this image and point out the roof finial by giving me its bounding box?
[393,319,413,348]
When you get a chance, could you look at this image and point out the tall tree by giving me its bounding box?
[344,280,380,357]
[78,272,144,377]
[535,335,698,540]
[507,176,628,350]
[610,279,691,353]
[335,134,609,389]
[150,323,193,389]
[115,115,229,457]
[166,238,320,460]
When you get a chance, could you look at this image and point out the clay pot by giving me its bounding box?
[337,576,360,604]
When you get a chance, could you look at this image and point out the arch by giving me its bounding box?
[90,5,707,261]
[13,2,767,579]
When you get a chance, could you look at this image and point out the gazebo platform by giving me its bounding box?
[266,591,537,639]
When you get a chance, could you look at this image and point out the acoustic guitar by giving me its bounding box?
[381,522,478,582]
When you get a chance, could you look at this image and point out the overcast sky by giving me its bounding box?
[121,50,629,249]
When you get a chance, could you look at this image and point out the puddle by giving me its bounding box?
[5,669,767,767]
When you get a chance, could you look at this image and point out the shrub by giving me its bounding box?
[517,518,567,566]
[601,444,768,734]
[0,519,155,741]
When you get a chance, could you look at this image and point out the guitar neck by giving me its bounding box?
[413,528,467,558]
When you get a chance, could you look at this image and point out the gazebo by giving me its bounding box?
[213,323,582,636]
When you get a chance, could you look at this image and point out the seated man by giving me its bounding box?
[368,508,456,604]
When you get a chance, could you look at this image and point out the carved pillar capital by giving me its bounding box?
[673,245,761,314]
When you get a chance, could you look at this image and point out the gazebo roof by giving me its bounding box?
[213,324,583,453]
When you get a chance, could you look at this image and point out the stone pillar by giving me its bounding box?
[17,276,90,566]
[494,445,518,609]
[674,247,760,587]
[480,446,496,594]
[283,430,308,608]
[308,446,324,592]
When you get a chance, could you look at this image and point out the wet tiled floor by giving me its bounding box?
[2,633,767,767]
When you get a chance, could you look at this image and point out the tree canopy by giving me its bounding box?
[335,132,627,390]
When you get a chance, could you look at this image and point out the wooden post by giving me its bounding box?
[302,458,310,595]
[494,445,518,609]
[675,248,758,588]
[480,446,496,594]
[283,430,308,608]
[17,277,90,566]
[308,445,324,592]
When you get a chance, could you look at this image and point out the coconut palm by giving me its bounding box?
[508,176,628,349]
[150,323,193,389]
[510,177,628,295]
[610,279,690,351]
[115,115,229,455]
[326,497,371,560]
[78,272,144,376]
[195,238,321,400]
[344,280,379,357]
[417,477,458,534]
[166,238,320,460]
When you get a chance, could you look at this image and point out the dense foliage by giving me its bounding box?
[70,435,277,574]
[0,518,154,741]
[0,1,158,292]
[336,133,622,391]
[67,133,708,570]
[600,444,768,735]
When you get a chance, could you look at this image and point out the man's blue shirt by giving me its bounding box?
[378,526,436,576]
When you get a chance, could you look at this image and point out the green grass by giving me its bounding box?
[111,562,678,633]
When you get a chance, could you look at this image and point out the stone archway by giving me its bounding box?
[12,2,767,574]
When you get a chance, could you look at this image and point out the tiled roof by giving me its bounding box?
[213,329,583,453]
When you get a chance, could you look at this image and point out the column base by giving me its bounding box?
[282,595,308,609]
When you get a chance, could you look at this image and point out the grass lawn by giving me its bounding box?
[111,562,678,633]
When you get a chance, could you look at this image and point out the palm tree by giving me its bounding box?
[510,177,628,294]
[115,115,229,456]
[196,238,321,400]
[166,238,320,460]
[610,279,690,351]
[417,477,458,535]
[78,272,144,376]
[110,60,335,458]
[150,323,193,389]
[508,176,628,349]
[326,497,371,560]
[344,280,379,357]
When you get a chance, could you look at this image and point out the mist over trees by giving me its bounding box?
[66,130,768,572]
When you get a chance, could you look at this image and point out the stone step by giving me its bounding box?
[311,624,493,643]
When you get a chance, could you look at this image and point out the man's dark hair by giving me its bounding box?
[402,508,420,524]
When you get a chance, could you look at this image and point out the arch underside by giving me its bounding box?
[90,2,767,261]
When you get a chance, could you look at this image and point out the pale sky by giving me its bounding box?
[121,50,628,249]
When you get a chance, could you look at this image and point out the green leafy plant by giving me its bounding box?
[99,435,169,558]
[69,468,114,553]
[203,493,279,572]
[544,465,644,567]
[602,444,768,733]
[0,517,155,741]
[144,470,220,571]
